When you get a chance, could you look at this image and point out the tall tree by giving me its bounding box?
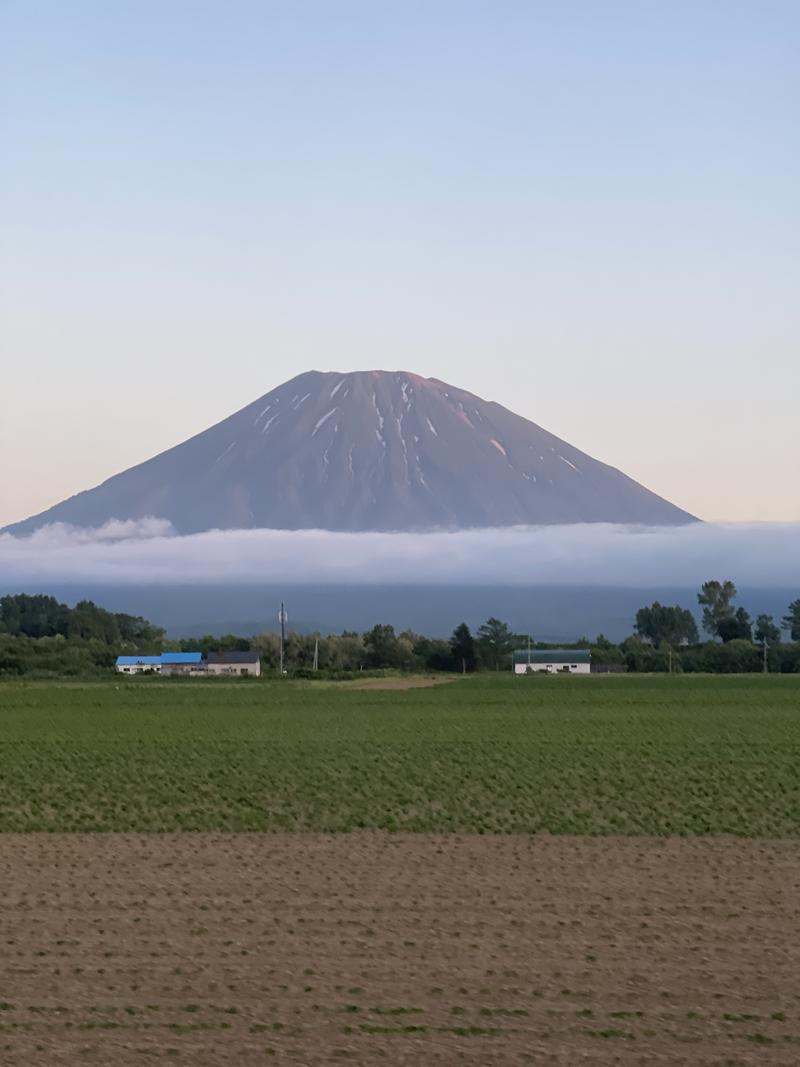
[782,599,800,642]
[697,580,737,638]
[450,623,477,673]
[476,617,513,670]
[363,624,400,668]
[635,602,699,647]
[754,614,781,647]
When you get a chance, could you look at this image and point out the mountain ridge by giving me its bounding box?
[4,369,697,534]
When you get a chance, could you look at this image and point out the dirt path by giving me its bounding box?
[1,834,798,1065]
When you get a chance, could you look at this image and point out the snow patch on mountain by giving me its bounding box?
[312,408,337,436]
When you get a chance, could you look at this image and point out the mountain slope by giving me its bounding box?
[4,370,696,534]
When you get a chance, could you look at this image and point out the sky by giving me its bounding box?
[1,1,798,528]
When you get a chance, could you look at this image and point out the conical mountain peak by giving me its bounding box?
[4,370,696,535]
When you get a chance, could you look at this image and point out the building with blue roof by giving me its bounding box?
[115,652,204,675]
[115,656,162,670]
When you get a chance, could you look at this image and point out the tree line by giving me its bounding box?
[630,581,800,672]
[635,581,799,647]
[1,587,799,677]
[0,594,164,676]
[176,619,513,675]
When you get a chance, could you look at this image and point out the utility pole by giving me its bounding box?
[763,637,768,675]
[278,601,287,676]
[313,637,319,672]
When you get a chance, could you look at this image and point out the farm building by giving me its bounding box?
[160,653,206,676]
[206,651,261,677]
[513,649,591,675]
[115,652,203,675]
[115,655,160,674]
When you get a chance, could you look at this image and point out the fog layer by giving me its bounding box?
[1,520,798,589]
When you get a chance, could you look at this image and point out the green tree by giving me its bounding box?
[635,602,699,646]
[776,642,800,673]
[363,624,400,668]
[65,600,117,643]
[717,606,752,643]
[114,612,164,646]
[412,635,452,671]
[396,630,419,671]
[621,635,671,673]
[689,638,761,673]
[754,614,781,647]
[0,593,70,638]
[284,630,315,669]
[590,634,625,666]
[179,633,251,656]
[782,599,800,641]
[476,617,513,670]
[697,580,737,638]
[0,635,25,674]
[325,632,365,671]
[450,623,476,673]
[252,631,281,669]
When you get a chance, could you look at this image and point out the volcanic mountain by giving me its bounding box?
[5,370,696,534]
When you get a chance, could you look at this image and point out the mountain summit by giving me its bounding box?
[6,370,696,534]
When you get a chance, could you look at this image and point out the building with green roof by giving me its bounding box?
[512,649,591,674]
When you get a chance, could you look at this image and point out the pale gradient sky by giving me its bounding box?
[1,0,798,528]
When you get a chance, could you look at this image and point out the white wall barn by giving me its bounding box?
[512,650,591,674]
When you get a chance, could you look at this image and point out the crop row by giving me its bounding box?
[1,675,798,834]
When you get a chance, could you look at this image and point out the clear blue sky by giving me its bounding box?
[2,1,798,525]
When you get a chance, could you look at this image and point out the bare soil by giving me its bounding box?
[1,834,798,1065]
[345,675,456,689]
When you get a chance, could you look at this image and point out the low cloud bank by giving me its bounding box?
[12,517,177,545]
[1,519,799,589]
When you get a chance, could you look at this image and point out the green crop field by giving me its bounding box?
[0,675,798,835]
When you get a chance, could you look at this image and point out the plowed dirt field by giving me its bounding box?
[1,834,798,1065]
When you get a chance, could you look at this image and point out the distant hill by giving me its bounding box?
[4,370,696,534]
